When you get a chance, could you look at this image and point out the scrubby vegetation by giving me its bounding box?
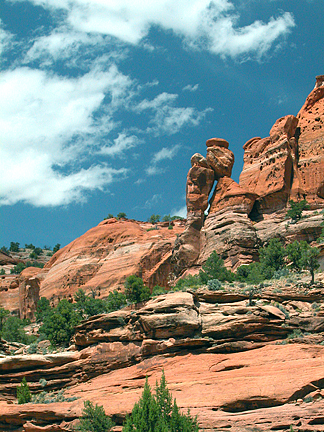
[0,307,36,344]
[123,372,199,432]
[76,400,114,432]
[17,377,31,404]
[124,275,151,303]
[286,199,310,222]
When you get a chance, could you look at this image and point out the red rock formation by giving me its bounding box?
[28,219,185,306]
[19,267,41,321]
[239,115,299,215]
[171,154,214,274]
[1,285,324,431]
[208,177,257,214]
[292,75,324,207]
[206,137,234,179]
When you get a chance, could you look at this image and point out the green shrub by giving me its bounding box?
[148,214,160,224]
[105,290,127,312]
[286,199,310,222]
[17,377,31,404]
[53,243,61,253]
[1,315,36,344]
[9,242,20,252]
[199,251,234,283]
[117,212,127,220]
[76,400,114,432]
[0,268,5,275]
[152,285,167,296]
[207,279,223,291]
[123,372,199,431]
[36,297,51,322]
[124,275,150,304]
[40,299,81,346]
[174,274,201,291]
[259,238,286,275]
[286,240,319,284]
[236,262,265,284]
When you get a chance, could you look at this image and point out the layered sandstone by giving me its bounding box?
[1,283,324,431]
[174,76,324,272]
[18,219,185,311]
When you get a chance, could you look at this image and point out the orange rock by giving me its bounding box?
[293,75,324,207]
[206,141,234,180]
[37,219,184,303]
[208,177,257,215]
[19,267,41,321]
[239,115,298,215]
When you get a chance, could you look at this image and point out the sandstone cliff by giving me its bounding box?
[1,280,324,431]
[173,75,324,273]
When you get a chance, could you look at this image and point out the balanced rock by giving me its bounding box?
[206,138,234,180]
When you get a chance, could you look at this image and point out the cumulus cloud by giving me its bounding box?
[143,194,162,209]
[0,65,133,206]
[171,204,187,219]
[22,0,295,58]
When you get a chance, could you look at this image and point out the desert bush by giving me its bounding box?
[199,251,234,283]
[124,275,150,304]
[152,285,167,296]
[40,299,81,346]
[105,290,127,312]
[174,274,201,291]
[286,199,309,222]
[207,279,223,291]
[123,372,199,431]
[1,315,36,344]
[76,400,114,432]
[9,242,20,252]
[17,377,31,404]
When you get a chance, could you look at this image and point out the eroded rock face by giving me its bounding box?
[206,138,234,180]
[171,154,214,275]
[239,115,299,215]
[19,267,41,321]
[293,75,324,207]
[2,285,324,431]
[37,219,185,304]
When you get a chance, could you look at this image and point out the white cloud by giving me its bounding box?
[145,166,165,176]
[171,205,187,218]
[99,133,140,157]
[183,84,199,92]
[21,0,295,58]
[143,193,162,209]
[135,92,212,136]
[152,144,181,164]
[0,20,13,56]
[0,65,133,206]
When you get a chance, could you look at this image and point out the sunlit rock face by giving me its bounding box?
[176,76,324,272]
[293,75,324,207]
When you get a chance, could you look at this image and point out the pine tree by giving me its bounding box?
[76,400,114,432]
[17,377,31,404]
[123,372,199,431]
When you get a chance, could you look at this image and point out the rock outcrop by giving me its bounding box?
[6,219,185,312]
[173,75,324,273]
[19,268,41,321]
[1,282,324,431]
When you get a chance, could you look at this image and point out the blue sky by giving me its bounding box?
[1,0,323,249]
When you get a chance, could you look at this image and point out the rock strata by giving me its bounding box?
[1,284,324,431]
[174,76,324,272]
